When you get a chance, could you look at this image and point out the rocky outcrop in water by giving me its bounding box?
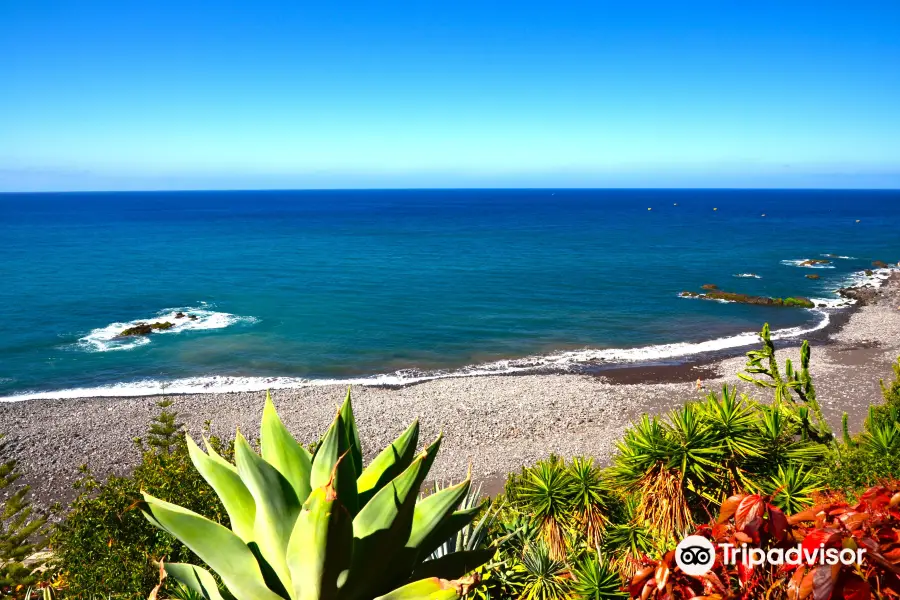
[680,289,814,308]
[119,322,174,336]
[799,259,831,267]
[837,285,878,306]
[806,274,820,280]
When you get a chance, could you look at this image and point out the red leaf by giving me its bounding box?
[719,494,746,524]
[735,494,764,530]
[811,564,835,600]
[840,574,871,600]
[769,504,789,541]
[802,530,840,558]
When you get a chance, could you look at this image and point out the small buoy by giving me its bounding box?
[673,203,678,206]
[648,207,652,211]
[856,219,860,223]
[713,207,718,211]
[761,213,766,217]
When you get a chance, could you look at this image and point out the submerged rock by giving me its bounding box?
[872,260,889,268]
[119,321,174,336]
[799,259,831,267]
[701,284,719,290]
[175,312,186,319]
[806,274,820,280]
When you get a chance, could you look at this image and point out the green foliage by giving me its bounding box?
[49,402,231,599]
[570,554,628,600]
[762,464,823,514]
[141,390,489,600]
[146,398,183,455]
[737,324,831,439]
[0,435,47,589]
[823,356,900,491]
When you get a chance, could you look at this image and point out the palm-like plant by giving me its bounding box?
[612,406,723,541]
[518,543,571,600]
[140,391,490,600]
[859,420,900,456]
[570,554,627,600]
[700,386,763,497]
[567,458,611,549]
[764,464,823,514]
[515,459,573,560]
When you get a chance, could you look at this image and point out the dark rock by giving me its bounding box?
[682,289,814,308]
[175,312,186,319]
[119,321,174,337]
[701,284,718,290]
[189,314,198,321]
[837,286,877,306]
[872,260,889,268]
[865,270,874,276]
[799,259,831,267]
[806,274,820,280]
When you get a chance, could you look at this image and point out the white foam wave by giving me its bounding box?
[77,307,259,352]
[733,273,761,279]
[843,267,895,290]
[821,254,855,260]
[781,259,836,269]
[4,309,833,401]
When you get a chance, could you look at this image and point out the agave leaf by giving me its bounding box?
[186,435,256,542]
[409,549,493,581]
[261,392,314,504]
[357,420,420,506]
[287,476,353,600]
[163,563,235,600]
[343,446,435,597]
[417,504,484,559]
[408,479,471,549]
[339,388,364,478]
[373,578,460,600]
[234,432,302,596]
[311,412,359,516]
[141,494,284,600]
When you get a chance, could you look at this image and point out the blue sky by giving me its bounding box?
[2,1,899,191]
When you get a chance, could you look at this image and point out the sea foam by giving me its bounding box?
[76,306,258,352]
[4,309,833,401]
[781,259,836,269]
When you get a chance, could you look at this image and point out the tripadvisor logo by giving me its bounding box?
[675,536,716,576]
[675,535,867,576]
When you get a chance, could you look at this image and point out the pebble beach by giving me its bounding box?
[2,272,899,508]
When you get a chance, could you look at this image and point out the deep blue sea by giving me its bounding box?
[1,189,898,400]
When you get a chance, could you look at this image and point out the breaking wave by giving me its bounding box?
[76,306,259,352]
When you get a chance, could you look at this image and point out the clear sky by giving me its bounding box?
[2,1,899,191]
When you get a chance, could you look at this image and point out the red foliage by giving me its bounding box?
[628,484,900,599]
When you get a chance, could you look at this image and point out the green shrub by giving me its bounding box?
[0,435,47,590]
[49,401,231,599]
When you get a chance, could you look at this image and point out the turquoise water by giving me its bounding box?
[0,189,897,399]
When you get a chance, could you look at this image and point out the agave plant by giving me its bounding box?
[518,543,571,600]
[141,390,490,600]
[429,482,494,560]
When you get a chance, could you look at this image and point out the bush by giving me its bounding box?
[0,435,47,591]
[49,401,232,599]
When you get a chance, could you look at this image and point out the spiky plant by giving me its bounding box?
[764,464,823,514]
[859,420,900,456]
[429,482,494,560]
[738,325,831,439]
[567,458,610,549]
[515,459,572,561]
[600,495,657,577]
[700,386,763,497]
[518,543,571,600]
[140,390,490,600]
[570,554,627,600]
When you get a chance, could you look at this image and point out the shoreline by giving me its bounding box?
[1,271,898,509]
[2,268,887,402]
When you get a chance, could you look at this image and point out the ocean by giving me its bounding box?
[1,189,898,400]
